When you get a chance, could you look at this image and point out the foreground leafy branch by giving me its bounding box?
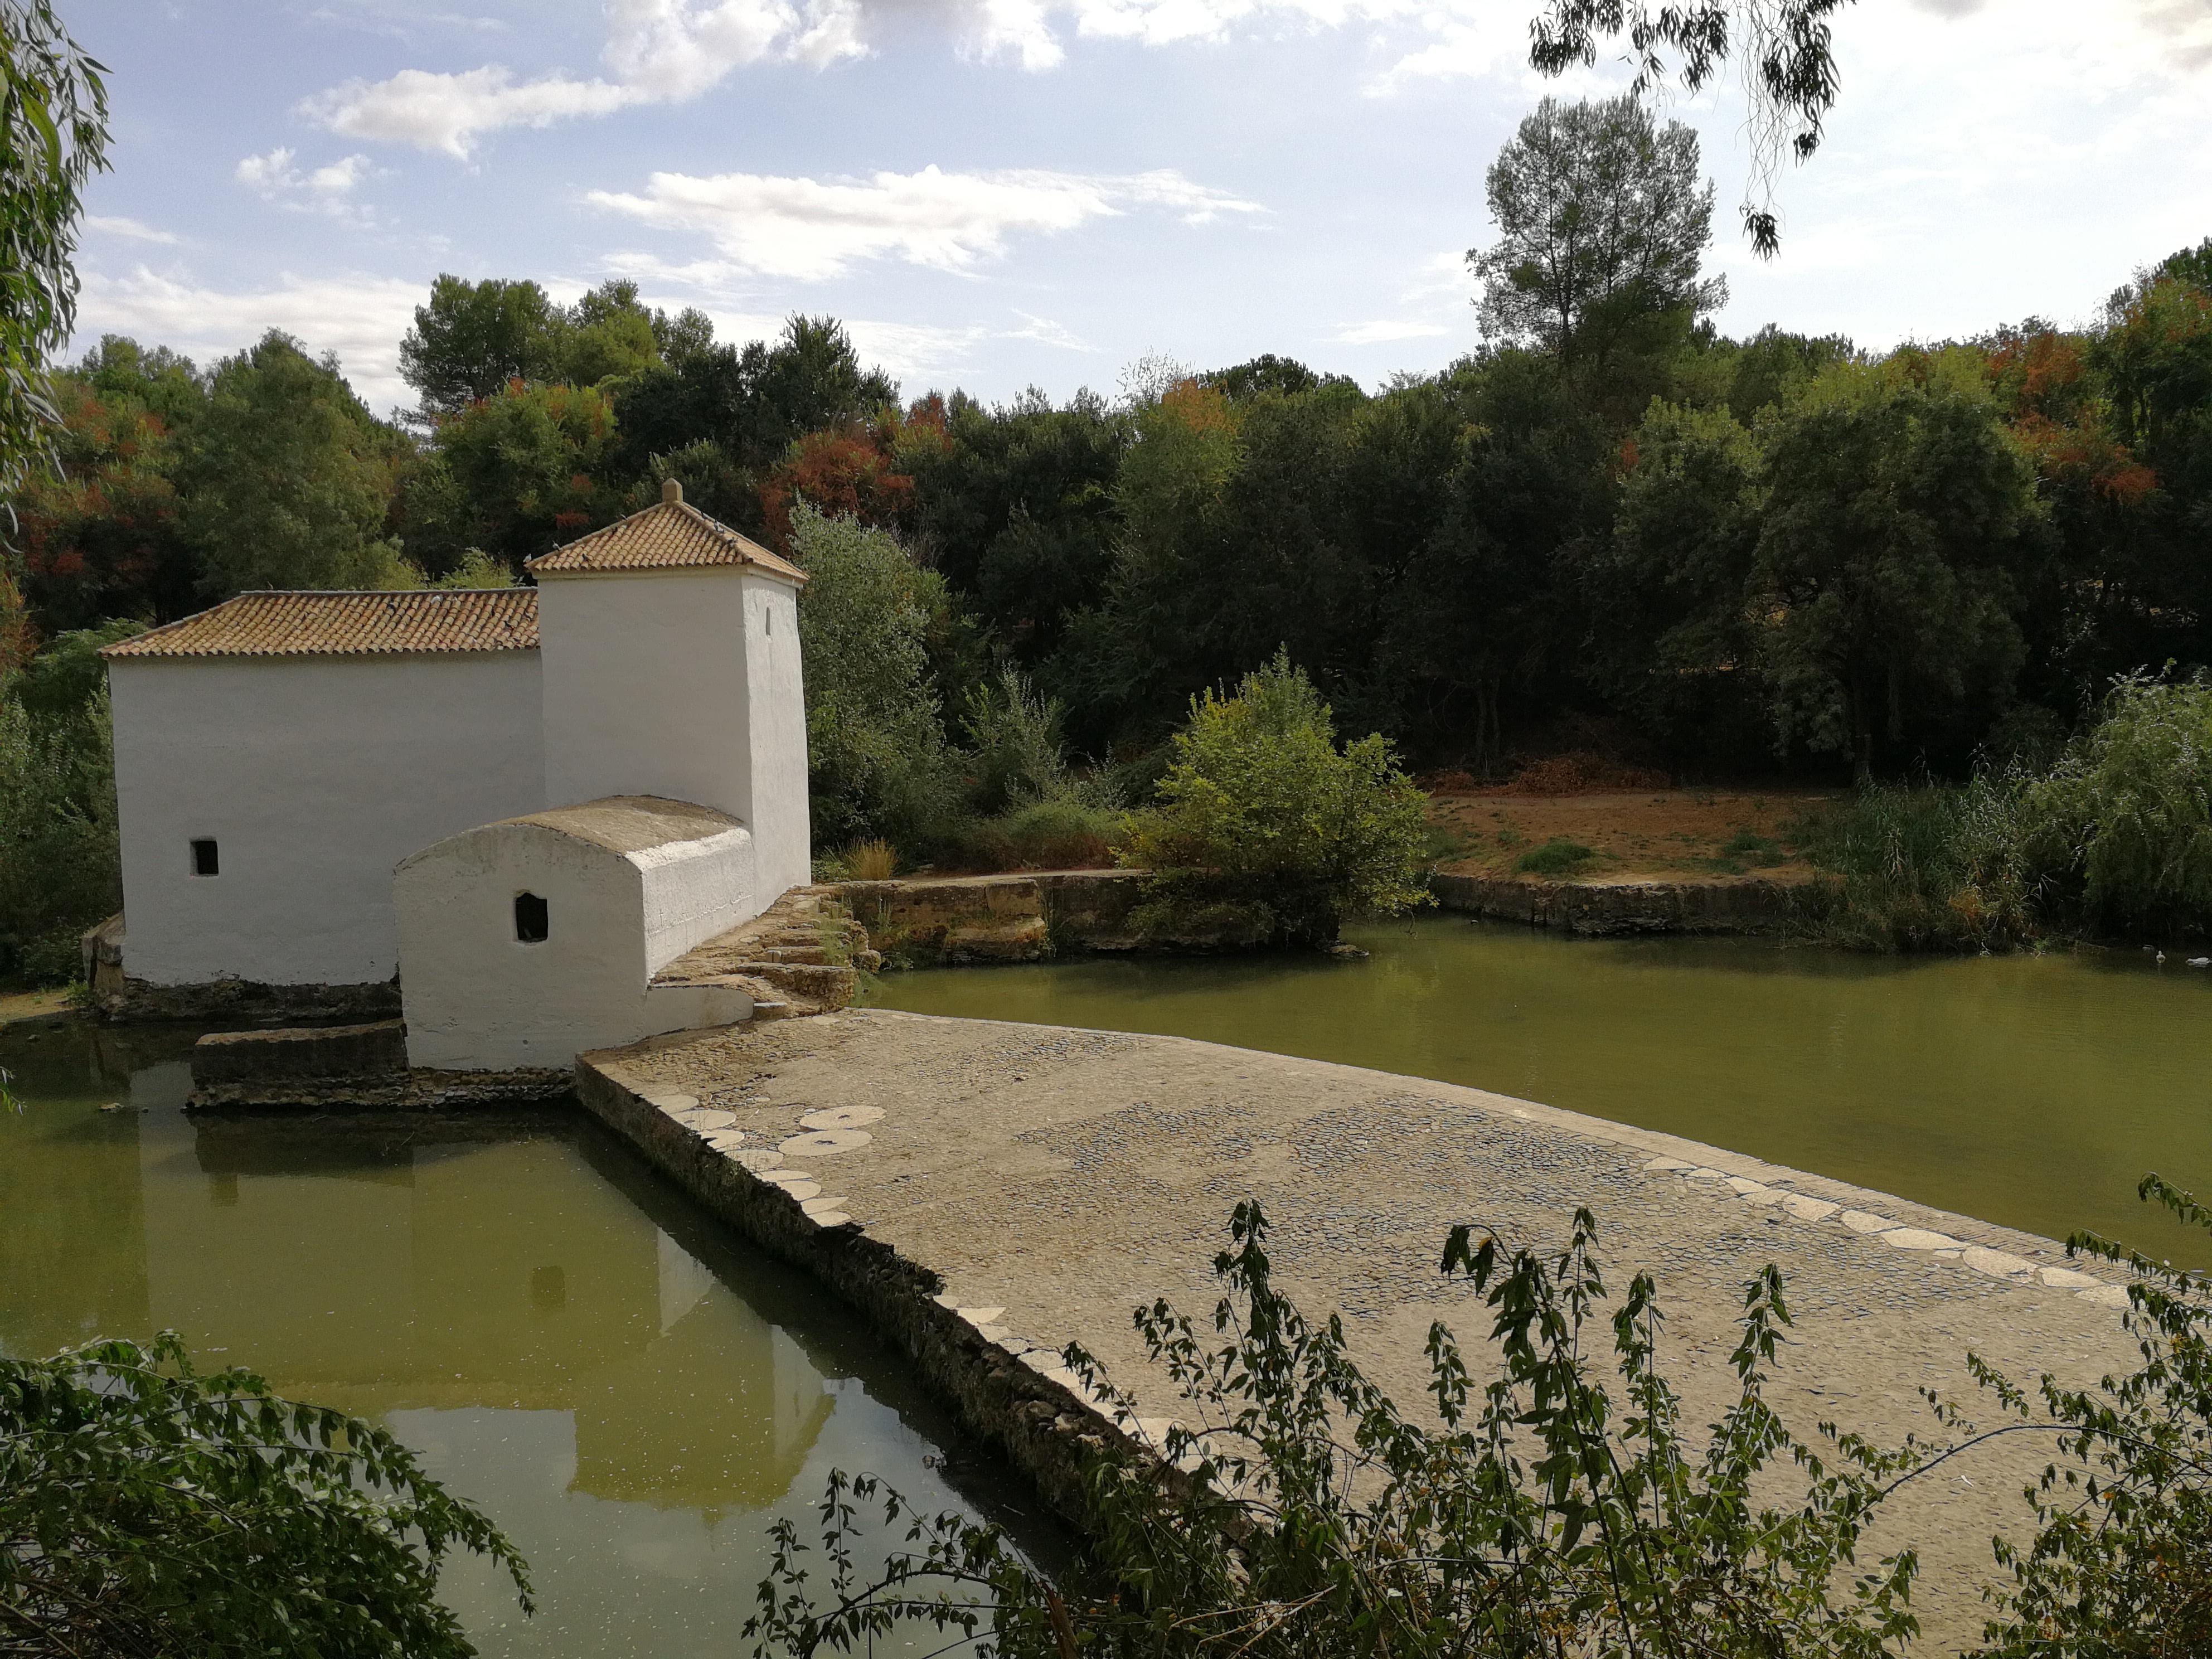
[0,1331,531,1658]
[748,1202,1927,1658]
[750,1182,2212,1659]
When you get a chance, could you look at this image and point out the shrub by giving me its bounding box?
[0,1332,530,1655]
[1514,836,1596,877]
[746,1203,1924,1658]
[1117,653,1432,947]
[845,837,900,880]
[2015,672,2212,938]
[0,653,123,986]
[1794,780,2034,952]
[1969,1176,2212,1656]
[791,505,963,850]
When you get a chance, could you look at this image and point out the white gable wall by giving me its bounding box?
[538,570,753,823]
[741,571,811,898]
[537,566,811,910]
[109,652,544,987]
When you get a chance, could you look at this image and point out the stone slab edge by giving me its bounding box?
[572,1050,1154,1532]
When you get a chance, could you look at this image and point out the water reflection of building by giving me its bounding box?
[123,1094,833,1511]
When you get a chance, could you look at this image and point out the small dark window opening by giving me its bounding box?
[190,838,219,877]
[515,892,549,943]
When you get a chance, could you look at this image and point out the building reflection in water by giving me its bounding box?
[0,1030,977,1657]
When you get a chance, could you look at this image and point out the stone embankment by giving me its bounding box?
[1429,871,1807,935]
[574,1010,2145,1650]
[833,869,1147,965]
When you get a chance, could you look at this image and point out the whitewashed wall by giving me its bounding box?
[539,571,752,822]
[396,815,755,1071]
[109,653,545,988]
[741,571,812,899]
[537,566,811,909]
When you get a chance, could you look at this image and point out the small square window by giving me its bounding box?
[190,838,219,877]
[515,892,549,943]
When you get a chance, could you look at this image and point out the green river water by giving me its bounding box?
[0,1022,1044,1657]
[873,914,2212,1264]
[7,917,2210,1646]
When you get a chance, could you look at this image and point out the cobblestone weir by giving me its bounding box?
[579,1008,2148,1651]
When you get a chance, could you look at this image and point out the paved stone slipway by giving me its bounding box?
[580,1009,2147,1652]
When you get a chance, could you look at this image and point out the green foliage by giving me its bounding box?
[1118,654,1432,947]
[1528,1,1849,255]
[0,0,108,495]
[1968,1176,2212,1656]
[182,333,414,597]
[0,631,123,983]
[1515,836,1595,877]
[1749,365,2040,780]
[1470,94,1725,367]
[398,274,562,416]
[1794,781,2035,952]
[0,1331,530,1655]
[792,504,961,848]
[746,1201,1923,1658]
[407,378,621,574]
[2014,672,2212,937]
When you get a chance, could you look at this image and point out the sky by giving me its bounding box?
[67,0,2212,417]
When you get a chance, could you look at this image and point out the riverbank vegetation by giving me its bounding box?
[1118,654,1432,947]
[1797,674,2212,950]
[754,1182,2212,1659]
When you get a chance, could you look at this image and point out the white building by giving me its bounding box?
[100,481,809,1067]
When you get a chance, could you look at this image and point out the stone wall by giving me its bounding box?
[187,1019,569,1111]
[574,1055,1147,1530]
[86,915,404,1025]
[834,870,1147,965]
[1429,872,1807,935]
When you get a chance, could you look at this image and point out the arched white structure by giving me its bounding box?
[395,797,756,1071]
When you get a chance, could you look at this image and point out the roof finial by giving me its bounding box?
[661,476,683,506]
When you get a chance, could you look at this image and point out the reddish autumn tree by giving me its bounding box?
[13,376,195,630]
[758,401,948,551]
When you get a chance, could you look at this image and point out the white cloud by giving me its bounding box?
[72,268,424,412]
[302,0,864,157]
[1004,310,1094,350]
[236,147,381,223]
[1330,318,1448,345]
[589,164,1263,280]
[83,215,179,244]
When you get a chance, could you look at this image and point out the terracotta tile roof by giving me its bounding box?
[101,589,540,659]
[524,496,808,583]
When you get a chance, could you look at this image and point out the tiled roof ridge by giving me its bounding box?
[103,588,541,659]
[523,494,808,583]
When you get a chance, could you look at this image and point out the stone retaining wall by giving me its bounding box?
[186,1018,569,1112]
[86,913,402,1024]
[835,870,1148,965]
[574,1052,1146,1531]
[1430,871,1807,935]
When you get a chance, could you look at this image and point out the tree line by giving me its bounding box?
[8,95,2211,813]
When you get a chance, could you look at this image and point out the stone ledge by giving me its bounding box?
[1430,871,1806,935]
[192,1019,409,1085]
